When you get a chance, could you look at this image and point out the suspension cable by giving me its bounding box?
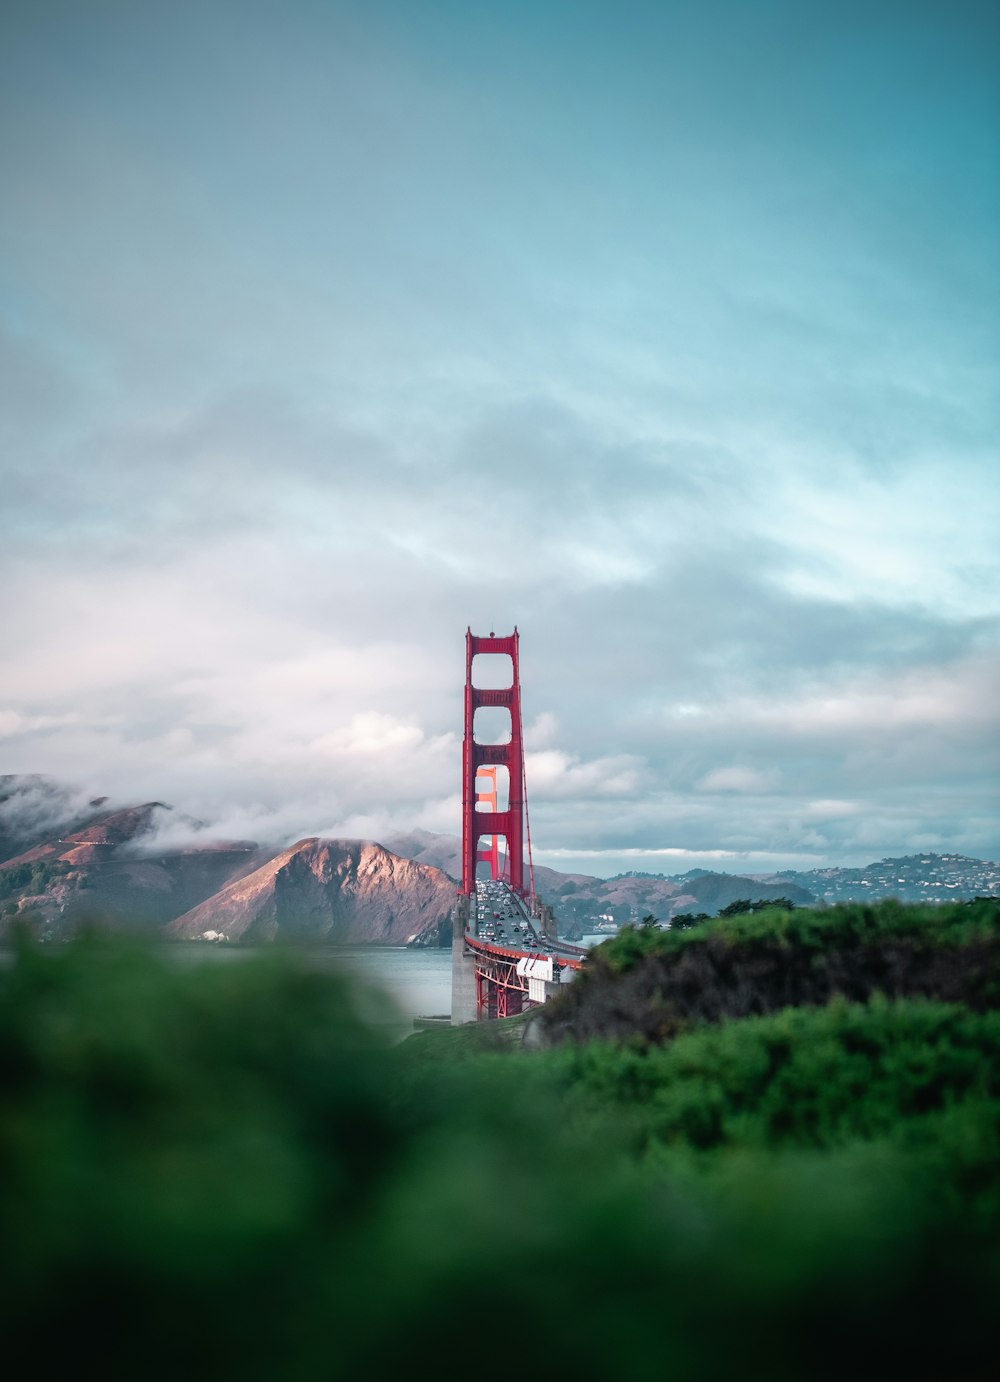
[522,750,536,910]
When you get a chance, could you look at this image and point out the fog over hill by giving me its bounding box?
[1,779,995,944]
[0,785,457,946]
[0,774,111,864]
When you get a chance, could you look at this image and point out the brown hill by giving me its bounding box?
[0,774,110,866]
[168,838,458,946]
[382,830,605,898]
[0,801,263,937]
[670,871,814,915]
[2,797,815,945]
[3,801,168,871]
[379,831,791,926]
[383,829,462,879]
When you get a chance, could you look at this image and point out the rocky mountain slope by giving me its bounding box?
[0,785,455,946]
[0,800,264,937]
[168,838,457,945]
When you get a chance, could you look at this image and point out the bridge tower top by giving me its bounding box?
[462,627,526,898]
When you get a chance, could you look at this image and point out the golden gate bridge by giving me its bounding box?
[451,628,587,1024]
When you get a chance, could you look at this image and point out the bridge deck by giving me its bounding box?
[468,879,587,970]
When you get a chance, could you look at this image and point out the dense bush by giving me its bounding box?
[549,997,1000,1165]
[602,897,1000,972]
[0,925,997,1380]
[539,898,1000,1044]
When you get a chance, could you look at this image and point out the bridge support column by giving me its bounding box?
[462,628,525,898]
[450,895,478,1026]
[535,900,556,941]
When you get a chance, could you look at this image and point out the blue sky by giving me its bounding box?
[1,0,998,874]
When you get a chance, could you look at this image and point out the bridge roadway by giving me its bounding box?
[468,878,584,963]
[452,879,588,1023]
[458,878,588,1019]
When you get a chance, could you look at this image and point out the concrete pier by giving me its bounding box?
[450,895,478,1026]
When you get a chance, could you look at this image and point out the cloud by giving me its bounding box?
[524,712,558,749]
[310,713,429,758]
[658,652,1000,741]
[0,1,997,873]
[0,774,100,845]
[696,766,780,794]
[802,800,862,821]
[0,709,82,736]
[525,749,642,801]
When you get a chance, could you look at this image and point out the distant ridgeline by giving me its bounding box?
[604,853,999,905]
[0,776,996,944]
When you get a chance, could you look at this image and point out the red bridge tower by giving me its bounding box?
[461,628,525,898]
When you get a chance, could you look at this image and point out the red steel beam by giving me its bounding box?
[462,628,525,897]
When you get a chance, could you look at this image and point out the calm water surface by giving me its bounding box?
[167,942,454,1031]
[175,937,610,1024]
[3,937,609,1033]
[331,945,453,1022]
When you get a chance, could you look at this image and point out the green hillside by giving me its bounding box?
[1,903,997,1380]
[539,896,1000,1043]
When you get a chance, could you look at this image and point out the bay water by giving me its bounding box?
[171,935,608,1031]
[166,941,454,1038]
[4,935,607,1037]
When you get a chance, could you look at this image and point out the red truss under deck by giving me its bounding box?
[463,932,585,1019]
[477,956,525,1020]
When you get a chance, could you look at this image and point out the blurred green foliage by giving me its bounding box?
[1,922,998,1381]
[594,897,1000,974]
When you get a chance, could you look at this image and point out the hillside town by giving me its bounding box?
[777,853,1000,905]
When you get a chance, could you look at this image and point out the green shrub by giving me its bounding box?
[0,929,997,1382]
[540,899,1000,1044]
[596,898,1000,974]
